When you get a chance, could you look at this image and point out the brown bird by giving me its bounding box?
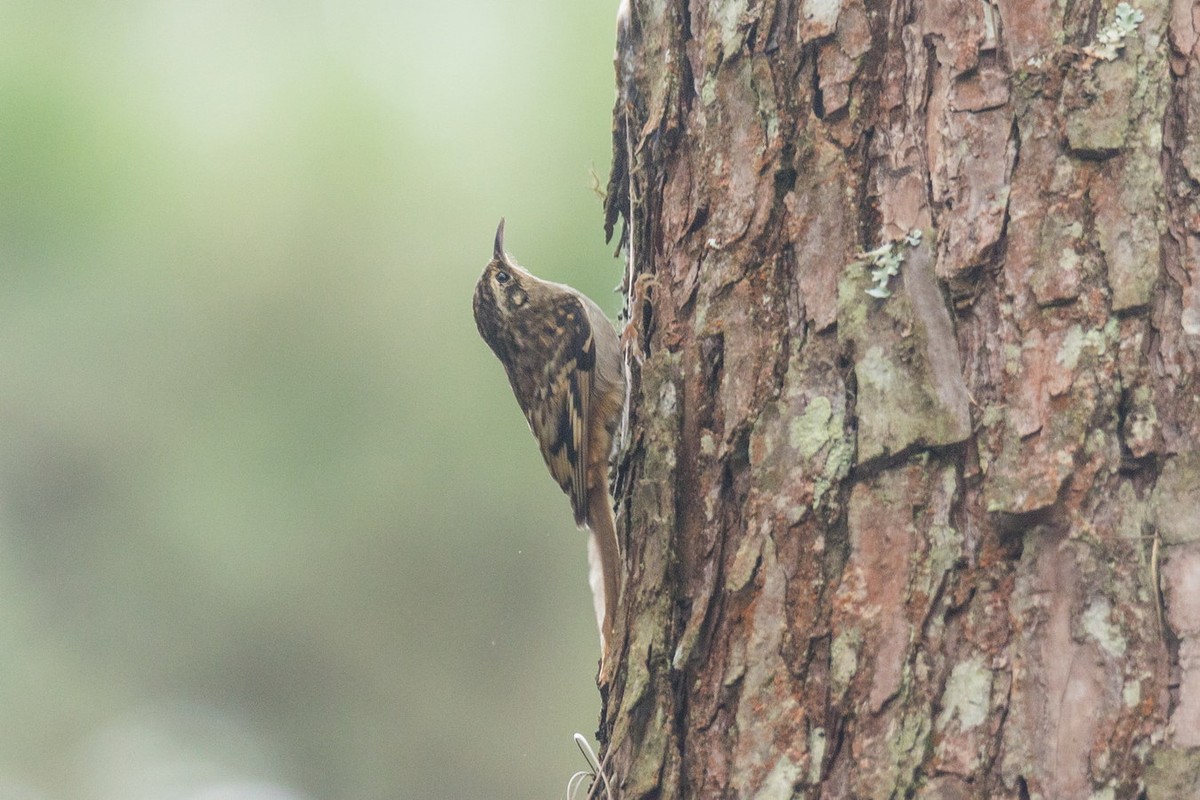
[472,219,625,671]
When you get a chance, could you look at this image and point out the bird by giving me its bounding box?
[472,219,626,674]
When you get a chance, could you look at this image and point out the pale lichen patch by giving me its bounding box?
[726,531,763,593]
[800,0,842,39]
[831,627,862,698]
[1124,678,1142,707]
[753,756,803,800]
[938,657,994,731]
[1056,321,1116,372]
[1083,598,1128,658]
[838,236,970,462]
[1083,3,1145,61]
[1152,453,1200,545]
[790,396,835,458]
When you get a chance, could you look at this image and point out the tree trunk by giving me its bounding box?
[599,0,1200,797]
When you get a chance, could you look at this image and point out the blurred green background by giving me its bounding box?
[0,2,622,798]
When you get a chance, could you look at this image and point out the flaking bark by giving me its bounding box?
[602,0,1200,797]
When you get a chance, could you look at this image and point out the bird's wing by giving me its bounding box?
[522,293,594,526]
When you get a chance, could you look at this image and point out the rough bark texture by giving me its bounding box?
[600,0,1200,797]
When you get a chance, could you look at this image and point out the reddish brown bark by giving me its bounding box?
[600,0,1200,797]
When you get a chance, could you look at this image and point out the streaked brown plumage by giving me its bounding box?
[472,219,626,671]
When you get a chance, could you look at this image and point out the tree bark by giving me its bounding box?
[600,0,1200,797]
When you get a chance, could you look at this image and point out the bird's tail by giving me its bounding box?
[586,488,622,663]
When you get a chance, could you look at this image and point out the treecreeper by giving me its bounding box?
[471,219,625,679]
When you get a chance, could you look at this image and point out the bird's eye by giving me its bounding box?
[495,270,511,284]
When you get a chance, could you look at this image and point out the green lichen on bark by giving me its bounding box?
[875,711,932,800]
[622,704,673,797]
[830,626,862,702]
[752,756,803,800]
[1058,320,1119,369]
[1097,143,1163,312]
[749,345,853,516]
[1064,1,1168,310]
[1082,598,1128,658]
[1144,747,1200,799]
[1064,1,1157,155]
[790,395,834,458]
[837,238,970,462]
[612,351,684,798]
[1064,55,1139,155]
[1030,217,1088,306]
[938,657,994,731]
[1152,452,1200,545]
